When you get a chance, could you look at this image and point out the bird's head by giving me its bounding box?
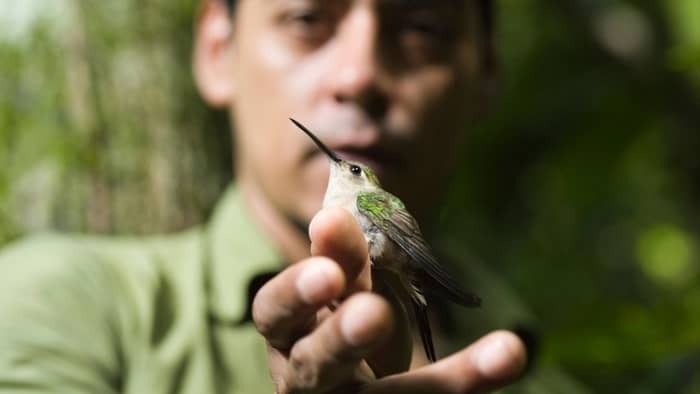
[290,118,382,192]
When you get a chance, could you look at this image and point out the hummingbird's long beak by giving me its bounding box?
[290,118,341,163]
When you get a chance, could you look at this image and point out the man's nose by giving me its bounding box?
[329,8,381,104]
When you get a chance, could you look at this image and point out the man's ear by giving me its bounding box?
[193,0,236,108]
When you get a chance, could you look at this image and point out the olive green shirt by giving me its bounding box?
[0,185,588,393]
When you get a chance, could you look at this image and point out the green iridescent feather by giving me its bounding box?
[361,166,382,187]
[356,190,482,308]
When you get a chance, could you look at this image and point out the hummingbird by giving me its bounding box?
[290,118,481,362]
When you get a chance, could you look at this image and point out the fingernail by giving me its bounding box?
[308,213,320,240]
[473,334,526,379]
[296,261,335,304]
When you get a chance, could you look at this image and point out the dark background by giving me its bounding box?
[1,1,698,392]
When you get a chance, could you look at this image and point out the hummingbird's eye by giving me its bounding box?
[350,165,362,176]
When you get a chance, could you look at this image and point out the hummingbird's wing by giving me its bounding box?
[356,191,481,308]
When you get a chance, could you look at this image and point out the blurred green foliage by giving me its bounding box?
[0,0,698,393]
[441,1,700,392]
[0,0,230,242]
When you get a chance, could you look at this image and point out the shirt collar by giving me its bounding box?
[206,184,284,324]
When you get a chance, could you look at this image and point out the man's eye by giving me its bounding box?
[284,10,334,45]
[402,17,456,43]
[292,11,322,26]
[398,19,456,64]
[405,21,443,37]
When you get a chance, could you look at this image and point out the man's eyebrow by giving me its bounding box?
[382,0,462,6]
[382,0,493,36]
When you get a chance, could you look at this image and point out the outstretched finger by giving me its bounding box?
[252,257,345,350]
[283,293,395,392]
[309,206,372,293]
[362,330,527,394]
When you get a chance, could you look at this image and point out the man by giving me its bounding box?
[0,0,581,392]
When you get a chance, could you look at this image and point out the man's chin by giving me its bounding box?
[287,203,321,236]
[291,188,326,229]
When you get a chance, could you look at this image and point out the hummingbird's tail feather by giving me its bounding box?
[411,297,436,363]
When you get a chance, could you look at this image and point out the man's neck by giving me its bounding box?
[238,177,311,265]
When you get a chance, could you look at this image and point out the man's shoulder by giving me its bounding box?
[0,229,205,309]
[0,229,206,389]
[1,228,203,268]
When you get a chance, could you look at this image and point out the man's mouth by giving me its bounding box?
[296,119,407,181]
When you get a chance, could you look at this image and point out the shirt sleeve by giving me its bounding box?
[0,235,122,393]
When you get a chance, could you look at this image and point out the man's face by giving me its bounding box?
[209,0,486,228]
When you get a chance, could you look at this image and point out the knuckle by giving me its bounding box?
[251,294,273,336]
[252,300,295,344]
[273,376,291,394]
[253,313,274,339]
[286,340,321,391]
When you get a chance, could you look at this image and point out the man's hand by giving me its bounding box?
[252,207,527,393]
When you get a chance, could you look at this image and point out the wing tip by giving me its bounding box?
[464,293,482,308]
